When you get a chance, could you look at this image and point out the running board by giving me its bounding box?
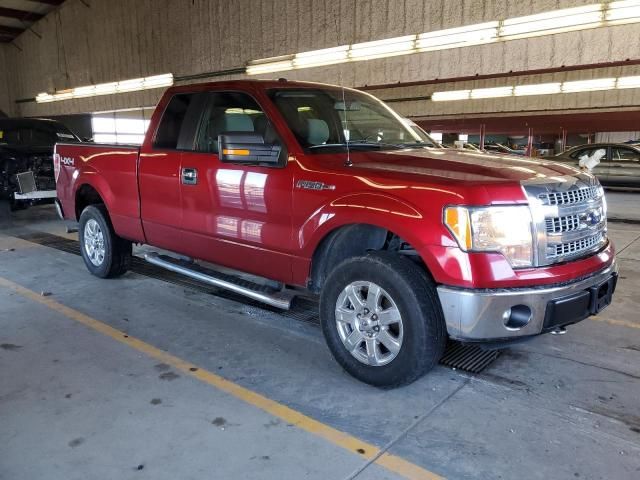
[144,252,295,310]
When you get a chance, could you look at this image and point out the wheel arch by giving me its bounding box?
[307,222,436,293]
[75,183,107,220]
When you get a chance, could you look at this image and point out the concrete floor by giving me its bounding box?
[1,203,640,480]
[605,190,640,222]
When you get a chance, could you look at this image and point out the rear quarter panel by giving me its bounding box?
[55,143,144,242]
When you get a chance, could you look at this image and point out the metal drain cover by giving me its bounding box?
[440,341,501,374]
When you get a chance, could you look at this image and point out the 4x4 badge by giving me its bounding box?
[296,180,336,191]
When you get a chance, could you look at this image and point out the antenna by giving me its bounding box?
[333,14,352,167]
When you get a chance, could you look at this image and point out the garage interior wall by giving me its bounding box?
[0,44,13,117]
[3,0,640,119]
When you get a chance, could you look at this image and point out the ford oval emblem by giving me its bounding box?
[586,210,601,226]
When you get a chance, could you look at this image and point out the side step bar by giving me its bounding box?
[144,252,295,310]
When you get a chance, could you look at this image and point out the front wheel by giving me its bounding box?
[320,253,446,387]
[79,205,131,278]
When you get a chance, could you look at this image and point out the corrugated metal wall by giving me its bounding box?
[2,0,640,117]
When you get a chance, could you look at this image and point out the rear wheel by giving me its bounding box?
[79,205,131,278]
[320,253,446,387]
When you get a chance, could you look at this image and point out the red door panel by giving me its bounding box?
[179,151,294,283]
[138,150,183,251]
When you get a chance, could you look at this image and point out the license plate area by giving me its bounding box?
[543,273,617,331]
[589,273,617,314]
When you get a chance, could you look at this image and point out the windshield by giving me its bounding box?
[268,88,437,152]
[0,123,79,146]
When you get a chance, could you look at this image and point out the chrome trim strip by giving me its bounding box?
[144,252,294,310]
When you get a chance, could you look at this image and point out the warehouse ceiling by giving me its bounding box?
[0,0,63,43]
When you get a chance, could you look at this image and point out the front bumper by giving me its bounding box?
[437,262,618,341]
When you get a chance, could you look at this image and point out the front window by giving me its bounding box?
[268,88,437,152]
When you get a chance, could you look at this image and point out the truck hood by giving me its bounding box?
[347,147,580,184]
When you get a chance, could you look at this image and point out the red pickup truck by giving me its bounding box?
[55,80,617,387]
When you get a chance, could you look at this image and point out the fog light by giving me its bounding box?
[502,305,532,330]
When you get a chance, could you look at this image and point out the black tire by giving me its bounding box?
[320,253,447,388]
[78,204,131,278]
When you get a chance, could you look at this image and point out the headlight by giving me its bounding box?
[444,205,534,268]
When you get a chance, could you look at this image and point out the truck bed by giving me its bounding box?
[55,142,144,243]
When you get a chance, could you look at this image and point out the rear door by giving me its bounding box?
[138,92,207,251]
[177,90,295,284]
[609,146,640,187]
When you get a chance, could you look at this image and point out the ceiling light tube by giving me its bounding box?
[606,0,640,24]
[293,46,349,68]
[35,73,173,103]
[500,4,603,38]
[617,75,640,89]
[470,86,514,99]
[246,59,294,75]
[349,35,416,60]
[562,77,616,93]
[514,82,562,96]
[417,22,499,51]
[431,90,471,101]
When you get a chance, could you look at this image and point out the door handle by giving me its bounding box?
[181,167,198,185]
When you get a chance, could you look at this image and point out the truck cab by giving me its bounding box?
[55,80,617,387]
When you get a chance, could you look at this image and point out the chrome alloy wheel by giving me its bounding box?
[84,218,106,266]
[335,281,404,366]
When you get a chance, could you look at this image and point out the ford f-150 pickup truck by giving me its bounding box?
[55,80,617,387]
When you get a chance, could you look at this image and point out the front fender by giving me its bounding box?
[298,192,445,257]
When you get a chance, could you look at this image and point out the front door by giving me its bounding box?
[139,92,207,252]
[178,91,295,284]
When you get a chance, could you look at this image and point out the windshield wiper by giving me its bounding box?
[308,140,404,150]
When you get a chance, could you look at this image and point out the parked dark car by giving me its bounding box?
[0,118,80,210]
[550,143,640,188]
[483,143,526,155]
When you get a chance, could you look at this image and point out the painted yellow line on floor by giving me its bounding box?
[591,316,639,330]
[0,276,443,480]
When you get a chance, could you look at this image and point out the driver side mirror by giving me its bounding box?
[218,132,281,165]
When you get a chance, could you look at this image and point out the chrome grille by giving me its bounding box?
[548,232,605,259]
[545,214,581,234]
[539,186,600,206]
[524,177,607,266]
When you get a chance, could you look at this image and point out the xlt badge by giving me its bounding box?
[296,180,336,191]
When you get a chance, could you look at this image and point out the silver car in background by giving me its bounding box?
[550,143,640,189]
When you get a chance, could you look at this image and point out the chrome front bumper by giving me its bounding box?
[437,262,618,341]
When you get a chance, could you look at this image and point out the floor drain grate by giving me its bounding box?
[15,230,502,372]
[440,341,501,373]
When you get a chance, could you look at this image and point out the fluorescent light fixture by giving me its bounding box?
[349,35,416,60]
[514,82,562,96]
[617,75,640,88]
[245,2,640,75]
[293,46,349,68]
[417,22,498,51]
[500,5,603,38]
[431,75,640,102]
[562,77,616,93]
[431,90,471,101]
[471,86,513,99]
[35,73,174,103]
[246,59,294,75]
[606,0,640,24]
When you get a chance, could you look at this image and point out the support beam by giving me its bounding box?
[0,26,23,36]
[29,0,65,5]
[0,7,44,21]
